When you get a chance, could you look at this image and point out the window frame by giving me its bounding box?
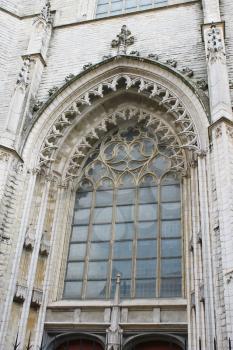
[95,0,169,19]
[63,127,184,300]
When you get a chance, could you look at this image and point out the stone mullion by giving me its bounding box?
[33,181,66,349]
[182,175,192,350]
[0,168,37,349]
[211,124,233,343]
[189,164,202,349]
[197,154,216,350]
[17,175,51,350]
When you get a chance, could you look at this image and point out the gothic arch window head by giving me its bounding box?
[96,0,168,19]
[63,124,183,300]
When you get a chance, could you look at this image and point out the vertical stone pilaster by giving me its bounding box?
[197,153,216,350]
[202,22,232,123]
[0,167,38,349]
[201,0,221,23]
[210,121,233,346]
[17,174,52,349]
[33,180,70,349]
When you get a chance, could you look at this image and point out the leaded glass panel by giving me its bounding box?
[96,0,168,18]
[63,126,182,299]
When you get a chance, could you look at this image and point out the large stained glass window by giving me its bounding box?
[63,126,182,299]
[96,0,168,19]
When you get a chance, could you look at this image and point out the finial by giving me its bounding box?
[111,25,134,55]
[37,0,52,23]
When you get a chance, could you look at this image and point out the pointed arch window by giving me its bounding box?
[63,126,182,299]
[96,0,168,18]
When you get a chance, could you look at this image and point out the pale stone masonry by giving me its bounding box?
[0,0,233,349]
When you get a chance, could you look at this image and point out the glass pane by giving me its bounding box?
[139,187,157,203]
[63,281,82,299]
[138,204,157,221]
[111,279,131,298]
[116,205,134,222]
[117,188,135,205]
[112,260,132,278]
[75,191,92,208]
[73,208,90,225]
[111,0,123,12]
[71,226,88,242]
[161,258,182,277]
[115,222,134,240]
[96,4,109,14]
[139,0,152,6]
[161,185,180,202]
[89,242,110,260]
[161,239,181,258]
[136,259,156,278]
[66,262,84,280]
[135,279,156,298]
[113,241,132,258]
[149,156,171,177]
[125,0,137,9]
[92,224,112,241]
[69,243,86,260]
[88,261,108,279]
[161,203,181,219]
[95,190,113,207]
[86,280,107,298]
[93,207,112,223]
[161,220,181,237]
[137,240,157,258]
[138,221,157,239]
[160,277,182,297]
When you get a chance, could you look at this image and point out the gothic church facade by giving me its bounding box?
[0,0,233,349]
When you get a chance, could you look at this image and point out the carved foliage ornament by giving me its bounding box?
[36,0,52,24]
[207,24,225,64]
[16,57,32,89]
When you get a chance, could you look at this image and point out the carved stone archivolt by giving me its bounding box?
[38,74,201,172]
[64,105,186,180]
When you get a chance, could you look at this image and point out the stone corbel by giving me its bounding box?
[24,224,35,251]
[31,288,43,308]
[13,282,28,303]
[39,231,50,256]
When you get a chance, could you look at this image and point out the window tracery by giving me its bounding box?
[63,124,183,299]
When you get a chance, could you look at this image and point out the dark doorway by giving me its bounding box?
[56,339,103,350]
[134,341,182,350]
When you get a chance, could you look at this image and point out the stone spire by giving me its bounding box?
[106,274,123,350]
